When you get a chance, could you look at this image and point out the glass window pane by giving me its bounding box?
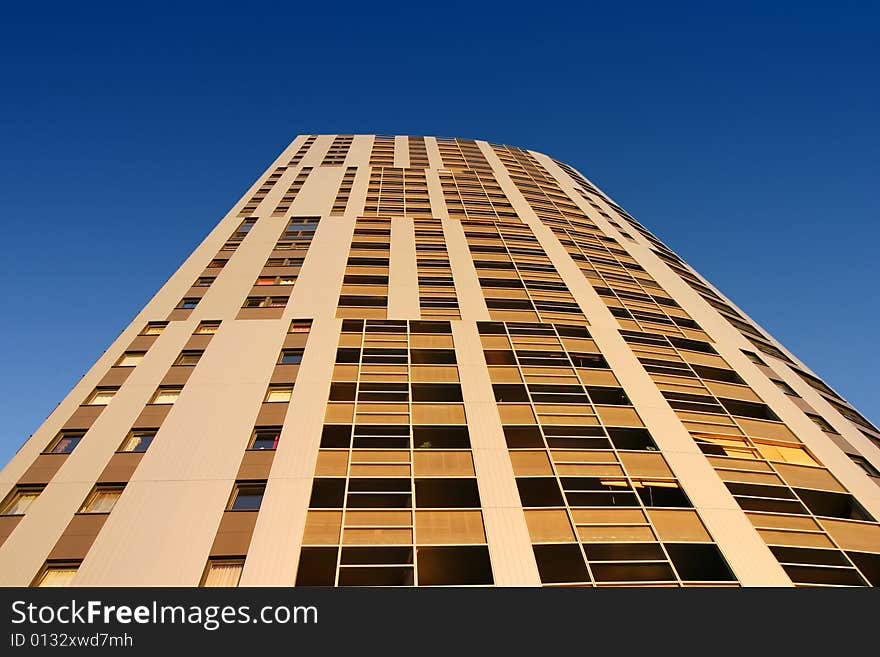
[37,567,78,587]
[2,491,40,515]
[120,432,155,453]
[203,561,243,587]
[81,489,122,513]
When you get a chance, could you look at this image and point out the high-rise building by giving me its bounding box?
[1,134,878,588]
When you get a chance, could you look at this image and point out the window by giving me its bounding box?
[45,431,85,454]
[35,563,80,587]
[119,429,156,453]
[741,349,766,365]
[289,320,311,333]
[415,479,480,508]
[243,297,288,308]
[411,383,463,403]
[250,427,281,450]
[587,387,630,405]
[79,486,124,514]
[773,379,797,396]
[115,352,145,367]
[256,277,276,286]
[140,322,167,335]
[417,546,493,585]
[84,387,117,406]
[202,558,244,587]
[533,544,590,584]
[718,398,779,421]
[195,321,220,334]
[807,413,836,433]
[296,548,338,586]
[194,277,215,287]
[1,486,43,515]
[149,386,182,404]
[279,349,304,365]
[177,298,199,310]
[264,386,293,403]
[174,350,203,366]
[229,482,266,511]
[849,454,880,477]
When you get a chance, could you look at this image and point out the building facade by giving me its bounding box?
[1,134,879,587]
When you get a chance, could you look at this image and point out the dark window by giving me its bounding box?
[353,425,411,449]
[794,489,873,521]
[607,427,657,451]
[492,384,529,403]
[591,563,676,582]
[417,546,493,585]
[410,349,457,365]
[415,479,480,508]
[583,543,665,561]
[516,478,565,507]
[46,431,84,455]
[357,382,409,402]
[229,483,266,511]
[587,387,630,405]
[666,543,734,581]
[340,547,413,565]
[338,295,387,307]
[847,552,880,587]
[718,398,780,421]
[503,426,544,449]
[335,348,361,364]
[691,365,744,384]
[251,428,281,450]
[329,383,357,402]
[309,479,346,508]
[295,548,338,586]
[320,425,351,448]
[635,482,690,507]
[413,426,470,449]
[669,337,716,354]
[533,544,590,584]
[411,384,463,403]
[543,426,609,450]
[528,384,589,404]
[409,321,452,334]
[570,353,608,368]
[279,350,304,365]
[483,350,516,365]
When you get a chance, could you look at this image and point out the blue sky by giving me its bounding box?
[0,1,877,464]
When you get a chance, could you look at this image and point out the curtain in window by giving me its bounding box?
[203,562,243,587]
[5,493,38,515]
[83,491,120,513]
[38,568,77,587]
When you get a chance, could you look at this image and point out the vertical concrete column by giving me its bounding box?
[388,217,421,319]
[284,218,355,320]
[241,317,341,585]
[394,135,410,168]
[423,168,490,320]
[76,319,288,585]
[453,322,541,586]
[423,136,444,170]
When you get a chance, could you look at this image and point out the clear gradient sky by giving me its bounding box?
[0,1,877,465]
